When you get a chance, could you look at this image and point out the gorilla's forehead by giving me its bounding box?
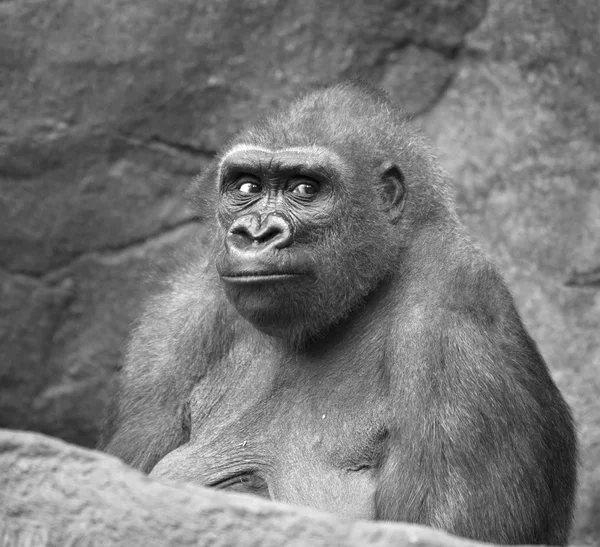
[218,144,348,179]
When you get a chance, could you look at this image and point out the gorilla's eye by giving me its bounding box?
[290,181,318,196]
[238,181,262,194]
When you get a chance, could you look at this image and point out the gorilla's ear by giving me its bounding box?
[378,162,407,224]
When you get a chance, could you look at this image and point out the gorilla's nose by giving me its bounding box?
[227,212,293,253]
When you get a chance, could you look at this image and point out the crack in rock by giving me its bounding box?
[148,136,215,159]
[565,267,600,288]
[1,219,202,284]
[116,132,215,159]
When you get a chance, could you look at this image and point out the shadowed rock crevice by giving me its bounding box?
[2,219,201,280]
[147,135,216,158]
[565,267,600,288]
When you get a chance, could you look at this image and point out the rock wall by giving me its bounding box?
[0,1,598,544]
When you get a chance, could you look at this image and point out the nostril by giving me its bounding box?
[227,215,260,251]
[231,225,253,239]
[255,224,282,244]
[258,214,293,249]
[227,227,254,253]
[270,222,293,250]
[228,232,252,252]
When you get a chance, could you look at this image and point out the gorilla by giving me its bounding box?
[99,82,577,545]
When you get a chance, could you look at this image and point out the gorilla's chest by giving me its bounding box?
[181,344,388,517]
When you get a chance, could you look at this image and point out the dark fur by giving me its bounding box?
[99,82,577,545]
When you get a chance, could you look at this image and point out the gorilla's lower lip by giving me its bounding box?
[221,274,305,284]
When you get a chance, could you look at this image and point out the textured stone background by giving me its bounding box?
[0,0,598,545]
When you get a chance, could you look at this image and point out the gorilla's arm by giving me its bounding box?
[98,264,231,473]
[375,306,576,545]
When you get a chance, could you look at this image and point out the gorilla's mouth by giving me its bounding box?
[221,273,306,284]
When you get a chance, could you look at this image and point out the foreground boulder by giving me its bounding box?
[1,429,531,547]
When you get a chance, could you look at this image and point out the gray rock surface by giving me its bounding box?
[0,0,598,544]
[0,429,558,547]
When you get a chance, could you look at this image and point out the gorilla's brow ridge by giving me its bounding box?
[217,144,345,183]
